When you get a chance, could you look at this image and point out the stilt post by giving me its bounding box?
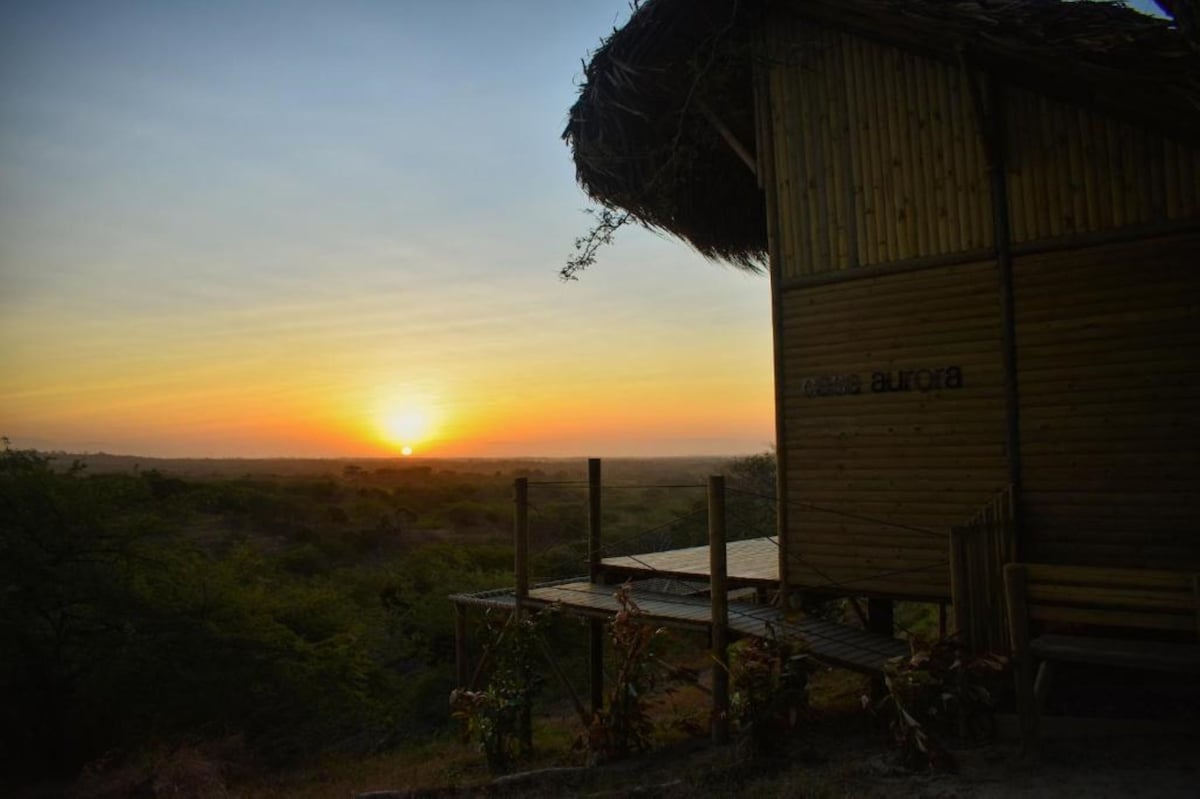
[587,458,605,718]
[512,476,532,754]
[867,598,894,637]
[454,603,469,689]
[708,475,730,745]
[949,526,970,648]
[514,477,529,615]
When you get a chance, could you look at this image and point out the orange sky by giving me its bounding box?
[0,1,776,458]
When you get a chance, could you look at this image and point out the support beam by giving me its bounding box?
[708,475,730,745]
[454,603,470,689]
[514,477,529,616]
[949,526,971,648]
[752,19,790,607]
[698,98,758,178]
[867,598,894,638]
[587,457,604,718]
[512,475,532,755]
[536,632,589,727]
[964,61,1023,555]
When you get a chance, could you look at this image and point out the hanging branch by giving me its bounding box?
[560,207,632,281]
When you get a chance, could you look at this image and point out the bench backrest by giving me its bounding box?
[1004,563,1200,639]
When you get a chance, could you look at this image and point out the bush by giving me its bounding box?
[0,443,396,779]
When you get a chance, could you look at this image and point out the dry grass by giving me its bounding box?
[229,657,875,798]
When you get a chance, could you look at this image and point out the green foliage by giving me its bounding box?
[451,610,547,774]
[729,633,811,757]
[582,585,668,762]
[0,441,396,776]
[381,542,511,669]
[725,450,778,540]
[0,441,528,786]
[875,637,1010,772]
[0,444,777,789]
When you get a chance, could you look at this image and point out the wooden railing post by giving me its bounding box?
[867,598,895,637]
[708,475,730,745]
[949,525,970,649]
[514,477,529,615]
[587,458,604,718]
[454,603,469,689]
[512,476,532,754]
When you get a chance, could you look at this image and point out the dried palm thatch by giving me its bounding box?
[564,0,1200,269]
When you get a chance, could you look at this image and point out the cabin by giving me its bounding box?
[563,0,1200,623]
[453,0,1200,747]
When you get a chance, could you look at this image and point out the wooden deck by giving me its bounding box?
[452,576,909,675]
[451,536,911,675]
[601,536,779,585]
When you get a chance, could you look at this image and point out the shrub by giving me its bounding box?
[874,637,1010,771]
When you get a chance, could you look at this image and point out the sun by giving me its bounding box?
[377,404,437,454]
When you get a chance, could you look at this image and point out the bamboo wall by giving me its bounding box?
[1015,232,1200,572]
[767,15,1200,278]
[780,261,1008,599]
[1005,90,1200,243]
[768,23,992,275]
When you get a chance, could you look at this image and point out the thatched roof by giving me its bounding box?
[564,0,1200,268]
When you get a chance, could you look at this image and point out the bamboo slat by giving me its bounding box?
[837,32,863,269]
[1089,110,1114,229]
[1027,584,1195,611]
[1075,107,1099,231]
[1044,97,1067,231]
[1181,143,1199,215]
[850,36,882,265]
[877,48,901,264]
[1029,605,1195,632]
[1014,234,1200,573]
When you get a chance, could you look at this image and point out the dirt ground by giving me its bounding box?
[466,716,1199,799]
[828,732,1200,798]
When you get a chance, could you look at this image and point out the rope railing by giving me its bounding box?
[521,471,948,594]
[724,486,947,540]
[520,579,913,664]
[454,458,953,753]
[508,460,960,653]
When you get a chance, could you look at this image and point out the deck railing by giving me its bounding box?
[949,485,1016,653]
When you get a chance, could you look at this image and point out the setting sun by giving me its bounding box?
[378,403,438,453]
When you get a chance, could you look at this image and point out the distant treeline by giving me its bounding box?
[0,441,774,788]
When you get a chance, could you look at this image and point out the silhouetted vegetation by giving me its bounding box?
[0,442,750,791]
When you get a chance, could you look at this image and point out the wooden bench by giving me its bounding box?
[1003,563,1200,751]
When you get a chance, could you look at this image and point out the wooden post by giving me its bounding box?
[949,526,971,648]
[752,19,790,610]
[964,62,1023,556]
[867,598,894,637]
[708,475,730,745]
[454,603,469,689]
[587,458,604,718]
[1192,576,1200,640]
[1003,563,1037,753]
[514,477,529,615]
[513,476,532,755]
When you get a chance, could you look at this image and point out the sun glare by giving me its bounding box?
[377,402,438,454]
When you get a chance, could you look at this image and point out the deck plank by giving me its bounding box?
[460,576,909,675]
[602,537,780,585]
